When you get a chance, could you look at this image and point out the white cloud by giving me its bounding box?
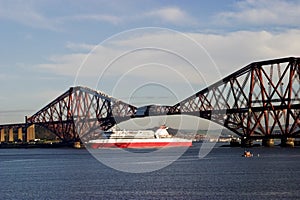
[38,29,300,76]
[0,1,60,31]
[35,28,217,103]
[65,42,96,52]
[36,53,87,78]
[0,73,8,81]
[145,7,197,26]
[0,1,122,31]
[216,0,300,27]
[65,14,122,25]
[35,29,300,104]
[37,30,216,83]
[0,73,19,81]
[190,29,300,75]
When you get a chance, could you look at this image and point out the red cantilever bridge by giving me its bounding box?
[1,57,299,146]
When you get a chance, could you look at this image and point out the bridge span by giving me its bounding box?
[0,57,299,147]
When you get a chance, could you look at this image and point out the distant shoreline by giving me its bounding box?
[0,142,77,149]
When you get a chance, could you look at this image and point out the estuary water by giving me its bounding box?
[0,144,299,200]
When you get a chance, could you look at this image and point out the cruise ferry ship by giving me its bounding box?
[87,125,192,149]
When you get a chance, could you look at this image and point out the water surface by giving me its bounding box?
[0,144,299,199]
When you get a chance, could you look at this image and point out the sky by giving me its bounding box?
[0,0,300,124]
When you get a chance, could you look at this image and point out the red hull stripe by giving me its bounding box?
[89,142,192,149]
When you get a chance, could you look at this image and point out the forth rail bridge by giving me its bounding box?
[0,57,299,147]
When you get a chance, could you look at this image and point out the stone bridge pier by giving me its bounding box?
[0,124,35,143]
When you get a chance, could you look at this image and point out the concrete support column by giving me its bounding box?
[27,126,32,142]
[0,129,5,142]
[27,125,35,142]
[281,138,294,147]
[32,125,35,140]
[9,128,14,142]
[18,128,23,142]
[262,138,274,147]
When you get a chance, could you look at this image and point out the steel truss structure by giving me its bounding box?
[27,87,136,142]
[150,57,300,139]
[26,57,299,142]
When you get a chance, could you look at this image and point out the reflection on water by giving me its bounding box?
[0,144,299,199]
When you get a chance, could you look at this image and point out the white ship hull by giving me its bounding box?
[88,138,192,148]
[87,125,192,149]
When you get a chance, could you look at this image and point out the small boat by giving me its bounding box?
[242,150,253,157]
[87,125,192,149]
